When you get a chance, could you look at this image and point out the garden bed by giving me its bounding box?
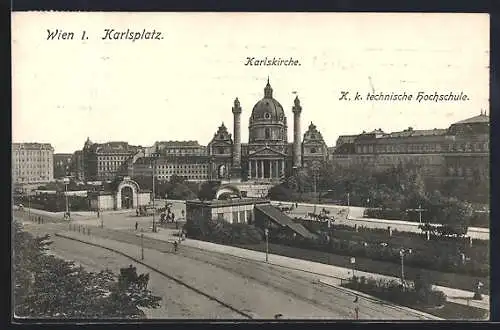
[341,276,488,320]
[232,241,489,292]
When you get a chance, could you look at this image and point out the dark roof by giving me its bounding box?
[13,143,54,150]
[453,114,489,125]
[384,128,447,138]
[157,140,202,147]
[255,204,316,239]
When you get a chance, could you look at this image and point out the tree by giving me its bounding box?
[268,183,294,201]
[198,181,220,201]
[170,183,196,200]
[13,221,161,318]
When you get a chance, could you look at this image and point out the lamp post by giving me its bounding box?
[347,192,350,207]
[399,248,412,287]
[151,152,160,233]
[350,257,356,278]
[141,233,144,260]
[27,189,32,220]
[265,227,269,263]
[63,177,70,219]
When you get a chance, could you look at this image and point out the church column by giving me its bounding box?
[260,161,264,179]
[248,160,252,179]
[292,96,302,168]
[270,161,273,179]
[281,159,285,176]
[274,160,278,178]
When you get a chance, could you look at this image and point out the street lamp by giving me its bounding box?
[151,152,160,233]
[265,227,269,263]
[63,177,70,219]
[399,248,412,287]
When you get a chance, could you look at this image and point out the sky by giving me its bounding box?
[12,12,489,153]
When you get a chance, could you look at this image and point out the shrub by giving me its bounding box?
[343,275,446,307]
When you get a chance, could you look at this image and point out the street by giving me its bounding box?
[19,218,436,320]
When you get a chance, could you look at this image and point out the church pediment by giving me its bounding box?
[209,140,233,147]
[249,146,286,158]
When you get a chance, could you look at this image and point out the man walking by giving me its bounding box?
[135,221,138,231]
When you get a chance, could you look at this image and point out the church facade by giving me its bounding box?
[206,78,328,183]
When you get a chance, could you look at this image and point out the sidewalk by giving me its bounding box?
[142,231,489,311]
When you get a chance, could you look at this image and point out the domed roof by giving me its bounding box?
[250,78,286,122]
[452,112,489,125]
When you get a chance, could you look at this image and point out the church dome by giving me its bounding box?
[248,78,288,144]
[250,79,286,123]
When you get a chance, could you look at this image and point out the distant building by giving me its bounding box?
[70,150,85,181]
[12,143,54,188]
[81,138,141,181]
[53,153,73,179]
[332,112,490,182]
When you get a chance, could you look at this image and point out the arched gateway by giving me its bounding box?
[215,184,242,200]
[115,178,140,210]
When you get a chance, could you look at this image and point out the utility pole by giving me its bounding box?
[141,233,144,260]
[407,204,427,223]
[347,192,350,207]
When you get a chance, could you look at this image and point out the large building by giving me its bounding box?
[81,139,141,181]
[332,112,490,182]
[12,143,54,188]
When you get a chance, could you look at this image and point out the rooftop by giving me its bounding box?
[13,143,54,150]
[156,140,203,147]
[384,128,447,138]
[452,113,489,125]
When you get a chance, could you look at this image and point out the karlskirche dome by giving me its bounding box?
[250,79,286,123]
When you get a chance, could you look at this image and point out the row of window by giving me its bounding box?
[156,174,208,180]
[162,149,205,154]
[156,164,209,169]
[98,156,128,161]
[13,151,52,156]
[345,155,435,165]
[356,142,489,154]
[14,158,51,163]
[447,167,487,177]
[13,171,52,175]
[13,163,52,168]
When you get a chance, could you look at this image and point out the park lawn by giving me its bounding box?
[234,242,489,292]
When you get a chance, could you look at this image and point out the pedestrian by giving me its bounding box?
[173,241,178,252]
[175,221,178,229]
[172,212,175,223]
[135,221,138,231]
[97,210,100,218]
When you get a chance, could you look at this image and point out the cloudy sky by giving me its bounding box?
[12,12,489,153]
